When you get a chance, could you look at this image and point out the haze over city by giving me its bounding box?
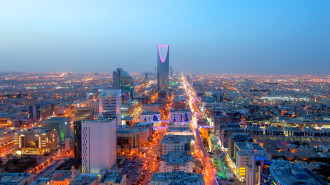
[1,0,330,74]
[0,1,329,185]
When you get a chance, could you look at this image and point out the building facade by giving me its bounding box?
[42,117,71,143]
[81,119,117,173]
[15,127,58,155]
[113,67,134,101]
[99,89,121,125]
[157,45,169,90]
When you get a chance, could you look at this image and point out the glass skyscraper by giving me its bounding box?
[157,45,169,90]
[113,68,134,100]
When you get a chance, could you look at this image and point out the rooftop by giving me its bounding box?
[270,160,327,185]
[151,171,204,184]
[161,152,193,165]
[0,173,32,184]
[161,135,194,144]
[235,142,264,151]
[99,172,124,184]
[69,174,98,185]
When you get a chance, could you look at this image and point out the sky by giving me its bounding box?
[0,0,329,75]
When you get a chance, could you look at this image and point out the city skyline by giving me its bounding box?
[0,1,329,75]
[0,1,329,185]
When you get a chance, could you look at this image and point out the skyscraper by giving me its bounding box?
[99,89,121,125]
[113,68,134,100]
[73,120,82,171]
[28,104,41,121]
[157,45,169,90]
[81,119,117,173]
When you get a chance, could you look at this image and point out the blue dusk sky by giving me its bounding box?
[0,0,329,74]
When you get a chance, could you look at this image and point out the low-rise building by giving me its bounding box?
[269,160,327,185]
[69,174,100,185]
[15,127,58,155]
[132,122,154,146]
[0,173,33,185]
[43,169,79,185]
[166,126,193,136]
[284,127,304,137]
[160,135,194,155]
[303,127,323,137]
[220,127,245,149]
[265,126,284,136]
[160,152,194,172]
[234,142,270,181]
[140,112,160,122]
[228,133,252,159]
[74,107,94,121]
[98,171,126,185]
[0,129,15,155]
[42,117,71,143]
[150,171,204,185]
[246,126,263,136]
[117,126,139,155]
[169,109,190,122]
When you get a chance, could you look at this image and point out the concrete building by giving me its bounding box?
[269,160,327,185]
[0,173,34,185]
[166,126,193,136]
[98,171,126,185]
[160,135,194,155]
[69,174,100,185]
[160,152,194,172]
[234,142,270,181]
[88,101,99,116]
[99,89,121,125]
[142,104,162,113]
[284,127,304,136]
[43,169,79,185]
[215,122,240,138]
[132,122,154,147]
[220,127,245,149]
[81,119,117,173]
[303,127,323,137]
[150,171,204,185]
[169,109,191,122]
[15,127,58,155]
[42,117,71,143]
[265,126,284,136]
[0,129,15,155]
[140,112,160,122]
[245,126,263,136]
[74,107,94,121]
[117,126,139,155]
[228,133,252,159]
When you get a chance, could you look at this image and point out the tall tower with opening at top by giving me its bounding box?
[157,45,169,90]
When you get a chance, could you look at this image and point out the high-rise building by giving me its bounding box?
[81,119,117,173]
[28,104,41,121]
[73,120,82,171]
[113,68,134,100]
[157,45,169,90]
[99,89,121,125]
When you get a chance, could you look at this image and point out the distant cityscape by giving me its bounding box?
[0,45,329,185]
